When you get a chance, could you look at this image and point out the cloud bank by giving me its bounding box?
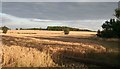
[2,2,117,20]
[1,13,105,31]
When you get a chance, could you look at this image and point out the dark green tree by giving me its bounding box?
[96,29,101,37]
[16,28,18,30]
[114,9,120,20]
[97,8,120,38]
[63,27,70,35]
[2,26,9,34]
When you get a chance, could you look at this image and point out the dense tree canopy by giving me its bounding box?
[97,8,120,38]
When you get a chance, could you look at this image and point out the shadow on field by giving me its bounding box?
[2,35,43,51]
[2,35,57,67]
[2,35,71,51]
[2,35,120,68]
[52,50,120,69]
[32,35,120,49]
[26,35,120,68]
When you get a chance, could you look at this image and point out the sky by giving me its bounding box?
[2,0,120,2]
[2,2,117,20]
[0,2,119,31]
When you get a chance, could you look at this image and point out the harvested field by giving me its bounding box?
[1,30,120,68]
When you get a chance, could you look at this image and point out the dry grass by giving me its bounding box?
[2,45,56,67]
[1,30,119,67]
[3,30,96,37]
[0,35,2,68]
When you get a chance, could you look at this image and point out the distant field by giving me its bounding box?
[1,30,120,68]
[3,30,96,37]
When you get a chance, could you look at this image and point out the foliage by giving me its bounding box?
[63,27,70,35]
[96,29,101,37]
[1,26,9,34]
[97,19,120,38]
[16,28,18,30]
[97,8,120,38]
[16,26,92,31]
[47,26,63,31]
[114,9,120,20]
[21,28,46,30]
[47,26,92,31]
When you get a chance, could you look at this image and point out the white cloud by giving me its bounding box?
[1,13,105,31]
[31,19,53,22]
[0,13,65,28]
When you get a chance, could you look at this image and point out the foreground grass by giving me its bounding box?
[2,45,56,67]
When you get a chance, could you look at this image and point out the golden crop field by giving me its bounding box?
[1,30,119,68]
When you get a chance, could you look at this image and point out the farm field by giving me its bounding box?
[1,30,120,68]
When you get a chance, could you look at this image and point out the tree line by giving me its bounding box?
[46,26,92,31]
[14,26,92,31]
[0,26,92,35]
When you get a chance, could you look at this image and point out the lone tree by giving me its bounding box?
[97,8,120,38]
[16,28,18,30]
[63,27,70,35]
[2,26,9,34]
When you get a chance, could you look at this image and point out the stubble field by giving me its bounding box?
[0,30,119,68]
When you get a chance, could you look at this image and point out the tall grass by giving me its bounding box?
[2,45,56,67]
